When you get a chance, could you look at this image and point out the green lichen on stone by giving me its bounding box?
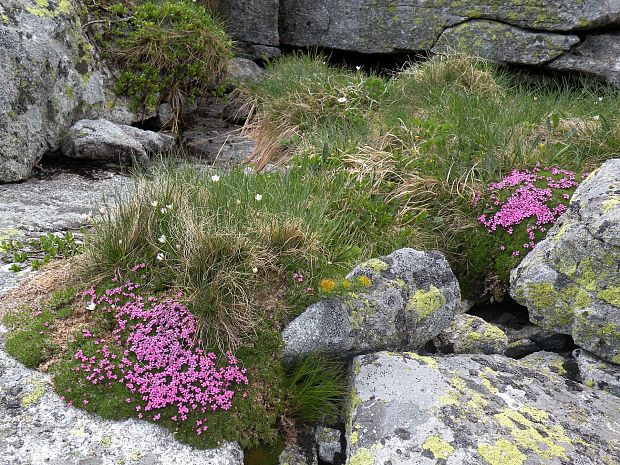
[422,435,454,460]
[553,221,572,242]
[494,406,572,460]
[350,430,359,446]
[602,196,620,213]
[21,377,47,407]
[406,285,445,319]
[598,287,620,307]
[349,448,375,465]
[26,0,70,17]
[585,378,595,388]
[405,352,439,370]
[525,282,574,328]
[478,438,526,465]
[361,258,389,272]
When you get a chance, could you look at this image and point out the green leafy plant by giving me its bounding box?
[89,0,232,118]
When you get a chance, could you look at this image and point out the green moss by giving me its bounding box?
[406,285,446,319]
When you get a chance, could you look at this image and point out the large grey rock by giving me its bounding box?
[227,58,265,84]
[279,0,620,53]
[434,314,508,355]
[432,20,579,65]
[511,159,620,364]
[547,33,620,86]
[574,348,620,398]
[0,0,135,182]
[347,351,620,465]
[62,119,174,165]
[282,248,461,364]
[0,326,244,465]
[219,0,279,47]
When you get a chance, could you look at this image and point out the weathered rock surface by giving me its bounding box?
[511,159,620,363]
[282,248,461,364]
[278,443,317,465]
[502,324,572,358]
[432,20,579,65]
[547,33,620,86]
[0,0,135,182]
[219,0,279,47]
[434,314,508,355]
[574,348,620,398]
[0,165,128,292]
[347,351,620,465]
[61,119,174,165]
[519,351,570,378]
[227,58,265,84]
[315,426,342,464]
[0,326,244,465]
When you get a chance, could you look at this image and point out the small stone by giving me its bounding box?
[315,426,342,464]
[278,444,317,465]
[227,58,265,84]
[574,348,620,398]
[434,314,508,355]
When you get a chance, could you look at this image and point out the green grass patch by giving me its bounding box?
[3,287,75,368]
[247,52,620,297]
[86,0,232,117]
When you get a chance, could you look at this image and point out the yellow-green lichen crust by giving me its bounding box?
[406,285,446,319]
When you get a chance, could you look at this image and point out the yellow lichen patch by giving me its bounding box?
[479,373,499,394]
[611,354,620,364]
[21,377,47,407]
[26,0,70,17]
[361,258,389,272]
[350,431,359,446]
[438,389,459,406]
[422,435,454,460]
[494,406,572,460]
[598,286,620,308]
[552,221,572,241]
[602,196,620,213]
[349,448,375,465]
[406,285,445,319]
[405,352,439,370]
[478,439,526,465]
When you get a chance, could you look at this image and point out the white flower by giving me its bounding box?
[166,204,173,210]
[156,252,165,261]
[252,267,258,274]
[593,115,600,121]
[533,96,538,101]
[118,239,123,245]
[160,207,167,214]
[598,96,603,101]
[356,65,361,71]
[337,96,347,103]
[236,199,241,206]
[86,302,96,311]
[158,235,166,243]
[151,201,158,207]
[211,174,220,182]
[255,194,263,201]
[99,207,107,215]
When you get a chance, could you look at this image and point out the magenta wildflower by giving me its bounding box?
[73,279,248,434]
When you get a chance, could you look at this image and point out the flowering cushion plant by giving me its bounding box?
[65,267,248,436]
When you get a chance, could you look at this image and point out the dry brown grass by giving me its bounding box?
[0,259,79,318]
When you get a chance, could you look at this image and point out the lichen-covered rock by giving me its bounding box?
[278,444,317,465]
[434,314,508,355]
[227,58,265,84]
[519,351,569,377]
[279,0,619,53]
[501,324,572,358]
[432,20,579,65]
[62,119,174,165]
[315,426,342,464]
[511,159,620,363]
[547,33,620,86]
[0,0,136,182]
[574,348,620,398]
[218,0,279,47]
[282,248,461,364]
[347,351,620,465]
[0,326,243,465]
